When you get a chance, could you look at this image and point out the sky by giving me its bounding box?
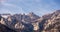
[0,0,60,16]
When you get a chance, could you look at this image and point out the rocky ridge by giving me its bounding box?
[0,10,60,32]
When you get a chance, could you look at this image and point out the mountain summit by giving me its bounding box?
[0,10,60,32]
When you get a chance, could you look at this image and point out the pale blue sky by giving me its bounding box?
[0,0,60,16]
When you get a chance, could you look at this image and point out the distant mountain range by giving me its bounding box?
[0,10,60,32]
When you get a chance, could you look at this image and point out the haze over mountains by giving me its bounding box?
[0,10,60,32]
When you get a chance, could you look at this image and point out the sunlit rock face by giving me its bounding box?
[0,10,60,32]
[42,10,60,32]
[15,22,24,29]
[31,10,60,32]
[32,22,39,31]
[0,18,5,25]
[0,12,40,32]
[0,15,6,25]
[0,14,11,25]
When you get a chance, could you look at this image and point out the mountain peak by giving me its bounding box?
[56,10,60,12]
[54,10,60,13]
[28,12,34,15]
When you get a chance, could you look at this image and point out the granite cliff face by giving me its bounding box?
[42,10,60,32]
[0,10,60,32]
[37,10,60,32]
[0,12,40,32]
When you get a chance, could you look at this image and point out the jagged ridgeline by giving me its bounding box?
[0,10,60,32]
